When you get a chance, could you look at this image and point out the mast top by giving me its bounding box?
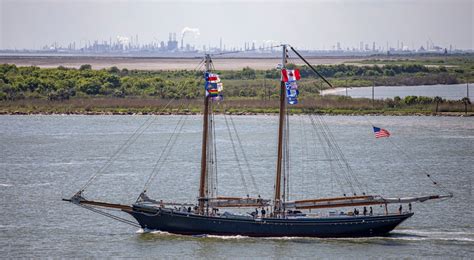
[204,54,211,72]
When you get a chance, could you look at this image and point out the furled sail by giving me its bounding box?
[207,196,271,208]
[283,194,452,210]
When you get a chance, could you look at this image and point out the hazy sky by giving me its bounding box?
[0,0,472,50]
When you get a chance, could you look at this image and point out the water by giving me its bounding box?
[1,115,473,258]
[322,83,471,100]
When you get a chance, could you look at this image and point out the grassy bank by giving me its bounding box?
[1,96,472,116]
[1,56,472,116]
[1,57,473,101]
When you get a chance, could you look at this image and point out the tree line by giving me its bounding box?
[0,63,467,101]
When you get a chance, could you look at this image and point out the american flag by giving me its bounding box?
[373,126,390,138]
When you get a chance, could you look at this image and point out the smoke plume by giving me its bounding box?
[181,27,200,40]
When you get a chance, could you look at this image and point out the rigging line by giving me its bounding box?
[142,114,188,192]
[308,114,348,195]
[312,114,358,194]
[319,116,367,195]
[206,105,212,197]
[289,46,333,88]
[78,204,140,228]
[207,101,218,198]
[157,116,188,193]
[361,116,450,195]
[387,138,453,196]
[285,107,291,202]
[212,105,219,197]
[193,58,205,71]
[143,115,187,192]
[79,98,176,193]
[299,115,307,200]
[315,115,367,194]
[207,103,216,198]
[223,112,250,196]
[311,114,355,193]
[228,115,260,195]
[282,109,287,203]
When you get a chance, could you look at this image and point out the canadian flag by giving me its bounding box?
[281,69,301,82]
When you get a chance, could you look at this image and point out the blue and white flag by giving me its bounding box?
[285,81,300,104]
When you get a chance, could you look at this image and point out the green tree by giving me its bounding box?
[461,97,471,115]
[404,96,418,105]
[383,69,395,77]
[78,78,102,95]
[108,66,121,74]
[433,96,443,113]
[79,64,92,70]
[241,67,256,80]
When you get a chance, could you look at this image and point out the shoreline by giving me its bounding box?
[1,110,471,117]
[0,56,360,70]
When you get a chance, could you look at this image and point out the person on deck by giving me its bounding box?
[399,205,403,214]
[363,206,367,216]
[369,206,373,216]
[261,208,266,218]
[409,203,412,212]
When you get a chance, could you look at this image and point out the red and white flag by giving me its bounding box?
[281,69,301,82]
[373,126,390,138]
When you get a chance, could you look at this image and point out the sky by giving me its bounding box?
[0,0,472,50]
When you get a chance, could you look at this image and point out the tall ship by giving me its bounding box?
[64,45,452,237]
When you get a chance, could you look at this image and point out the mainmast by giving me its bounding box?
[198,54,212,214]
[274,45,287,216]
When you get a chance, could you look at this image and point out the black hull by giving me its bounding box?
[127,207,413,238]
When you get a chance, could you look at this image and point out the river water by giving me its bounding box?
[322,83,471,100]
[0,115,473,258]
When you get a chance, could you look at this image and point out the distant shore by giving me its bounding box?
[1,98,472,116]
[1,110,471,117]
[0,56,362,70]
[1,55,471,116]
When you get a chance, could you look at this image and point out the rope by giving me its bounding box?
[361,116,452,196]
[193,58,205,71]
[78,204,140,228]
[142,114,188,192]
[388,138,453,195]
[289,45,333,88]
[308,115,349,195]
[299,116,308,199]
[228,115,259,194]
[315,115,368,194]
[310,115,355,193]
[211,107,219,197]
[223,113,250,196]
[78,98,176,193]
[285,108,291,202]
